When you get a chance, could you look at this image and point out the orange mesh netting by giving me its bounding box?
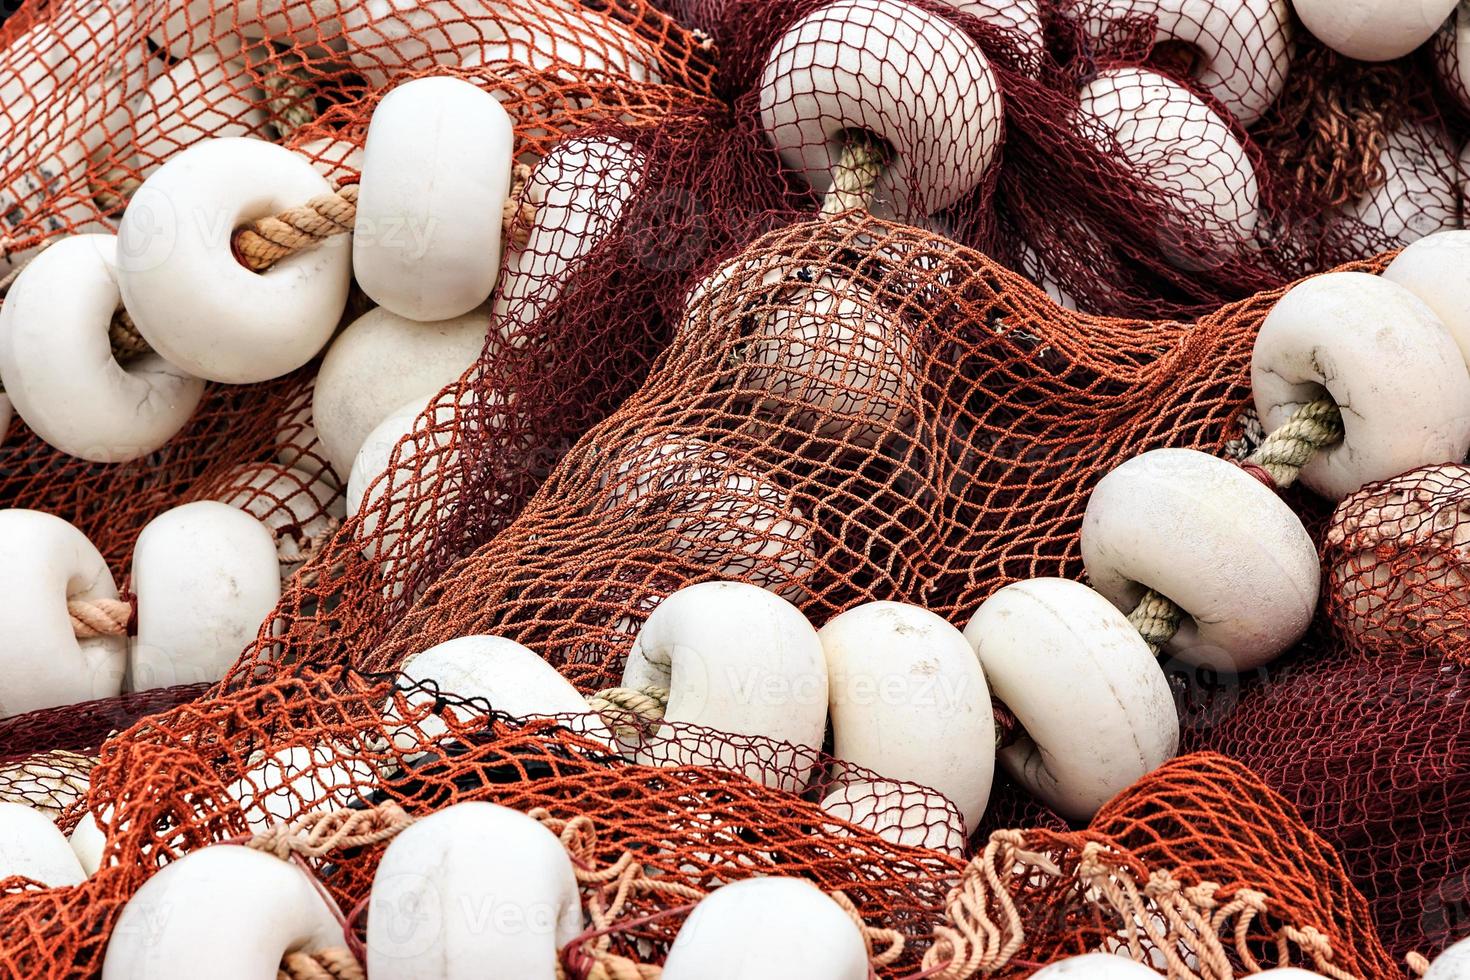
[1,0,1462,655]
[221,212,1461,965]
[0,665,1407,978]
[576,752,1403,977]
[0,667,966,977]
[242,216,1340,690]
[1,0,1461,681]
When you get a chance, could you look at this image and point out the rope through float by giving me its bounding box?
[0,163,537,396]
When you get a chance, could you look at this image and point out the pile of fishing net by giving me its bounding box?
[0,667,1404,979]
[1,0,1469,975]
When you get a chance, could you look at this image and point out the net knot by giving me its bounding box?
[279,515,343,569]
[1279,924,1358,980]
[246,801,412,862]
[1406,951,1432,977]
[1076,840,1121,882]
[1143,869,1181,899]
[1181,880,1222,912]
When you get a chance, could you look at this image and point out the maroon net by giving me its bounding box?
[1181,466,1470,962]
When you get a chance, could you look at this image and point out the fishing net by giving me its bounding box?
[238,215,1335,689]
[3,0,1459,684]
[1177,467,1470,963]
[0,664,1405,979]
[0,666,967,977]
[660,0,1464,320]
[2,0,1467,970]
[0,0,729,739]
[577,752,1402,977]
[219,205,1465,966]
[0,683,209,764]
[992,5,1461,319]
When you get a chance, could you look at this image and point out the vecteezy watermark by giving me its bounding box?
[365,870,565,959]
[348,215,441,261]
[719,665,827,709]
[114,188,441,272]
[1421,869,1470,945]
[826,666,977,718]
[1157,645,1271,734]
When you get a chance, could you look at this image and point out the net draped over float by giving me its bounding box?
[0,0,1468,977]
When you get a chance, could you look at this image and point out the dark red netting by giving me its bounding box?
[0,683,209,764]
[1181,466,1470,963]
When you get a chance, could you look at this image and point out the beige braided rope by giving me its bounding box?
[242,803,417,979]
[107,310,151,362]
[503,162,536,251]
[276,949,365,980]
[1242,396,1345,491]
[1123,396,1344,655]
[0,156,536,388]
[820,133,890,218]
[534,808,699,980]
[830,889,906,968]
[587,685,669,739]
[566,960,661,980]
[920,830,1030,978]
[232,184,360,272]
[234,159,536,273]
[1128,588,1185,656]
[67,597,132,638]
[532,809,903,978]
[229,802,1161,979]
[246,801,413,861]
